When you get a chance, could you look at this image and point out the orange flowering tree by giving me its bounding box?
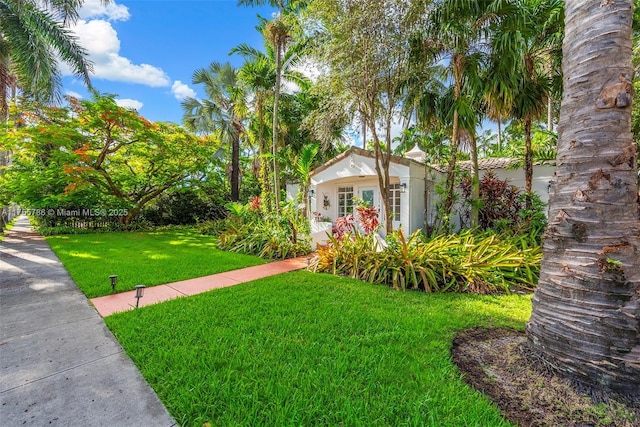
[1,93,217,224]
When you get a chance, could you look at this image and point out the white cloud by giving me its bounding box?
[171,81,196,101]
[79,0,130,22]
[64,90,83,99]
[115,98,143,111]
[69,19,171,87]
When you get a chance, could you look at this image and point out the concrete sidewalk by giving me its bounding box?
[0,217,176,427]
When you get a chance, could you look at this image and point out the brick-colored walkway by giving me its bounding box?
[90,256,311,317]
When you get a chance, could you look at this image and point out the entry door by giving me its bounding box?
[359,186,377,209]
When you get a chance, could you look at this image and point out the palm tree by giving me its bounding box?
[232,25,308,209]
[423,0,490,229]
[527,0,639,395]
[237,1,305,214]
[0,0,105,120]
[182,62,246,202]
[488,0,563,206]
[236,54,275,203]
[293,143,318,219]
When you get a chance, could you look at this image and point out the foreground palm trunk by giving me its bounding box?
[527,0,640,395]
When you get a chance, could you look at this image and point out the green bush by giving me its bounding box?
[310,228,541,294]
[205,198,312,260]
[459,171,547,240]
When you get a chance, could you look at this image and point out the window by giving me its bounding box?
[389,184,401,220]
[337,186,354,217]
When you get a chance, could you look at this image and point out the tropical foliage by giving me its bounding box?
[203,196,311,259]
[459,170,547,236]
[1,93,217,225]
[312,202,540,293]
[311,228,541,294]
[0,0,101,119]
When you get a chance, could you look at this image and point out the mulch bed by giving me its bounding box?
[451,327,640,427]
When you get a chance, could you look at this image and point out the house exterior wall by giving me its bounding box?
[490,165,555,204]
[308,148,555,238]
[310,152,414,234]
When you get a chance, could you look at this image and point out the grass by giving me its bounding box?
[106,271,532,426]
[46,229,265,298]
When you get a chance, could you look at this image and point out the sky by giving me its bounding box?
[61,0,277,124]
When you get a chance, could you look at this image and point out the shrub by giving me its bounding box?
[142,189,227,226]
[209,198,312,260]
[459,171,547,242]
[310,228,541,294]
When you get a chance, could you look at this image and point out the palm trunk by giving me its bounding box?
[527,0,640,396]
[524,117,533,209]
[443,109,459,232]
[547,58,554,132]
[496,119,502,154]
[1,59,8,123]
[257,97,271,209]
[469,131,480,228]
[231,135,240,202]
[272,41,282,215]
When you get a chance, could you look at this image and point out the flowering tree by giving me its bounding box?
[2,94,217,224]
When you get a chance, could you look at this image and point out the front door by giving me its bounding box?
[359,186,378,209]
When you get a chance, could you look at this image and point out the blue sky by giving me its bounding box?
[61,0,276,124]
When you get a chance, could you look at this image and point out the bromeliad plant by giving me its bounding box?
[310,228,541,294]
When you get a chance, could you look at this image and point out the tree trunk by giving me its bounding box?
[524,116,533,209]
[547,58,554,132]
[497,119,502,154]
[257,97,271,210]
[527,0,640,396]
[231,134,240,202]
[469,131,480,228]
[1,59,8,122]
[443,109,459,232]
[272,40,283,215]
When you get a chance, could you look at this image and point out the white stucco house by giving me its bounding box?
[295,146,555,247]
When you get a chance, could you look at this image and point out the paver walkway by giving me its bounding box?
[0,217,176,426]
[91,255,311,317]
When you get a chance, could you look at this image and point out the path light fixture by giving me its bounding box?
[400,183,407,193]
[109,275,118,291]
[134,285,145,308]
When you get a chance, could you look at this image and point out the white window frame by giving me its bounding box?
[337,186,354,218]
[389,183,401,221]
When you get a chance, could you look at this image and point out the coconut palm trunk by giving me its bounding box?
[527,0,640,396]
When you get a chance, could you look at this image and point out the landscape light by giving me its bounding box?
[135,285,145,308]
[109,275,118,291]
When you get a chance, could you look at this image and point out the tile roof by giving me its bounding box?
[457,158,520,171]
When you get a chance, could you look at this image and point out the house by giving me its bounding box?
[304,146,555,247]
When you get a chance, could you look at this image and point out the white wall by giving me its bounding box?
[310,152,416,233]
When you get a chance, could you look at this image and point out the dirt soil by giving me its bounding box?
[451,328,640,427]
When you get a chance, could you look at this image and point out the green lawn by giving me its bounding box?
[106,271,532,426]
[46,230,265,298]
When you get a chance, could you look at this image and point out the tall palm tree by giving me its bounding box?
[488,0,563,206]
[232,25,308,209]
[237,0,306,214]
[527,0,639,395]
[182,62,246,202]
[424,0,490,229]
[0,0,105,120]
[236,55,274,203]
